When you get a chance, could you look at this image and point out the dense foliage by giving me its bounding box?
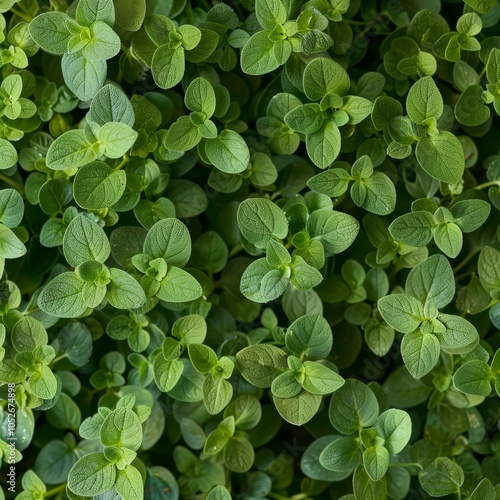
[0,0,500,498]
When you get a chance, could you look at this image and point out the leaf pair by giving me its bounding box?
[29,0,121,100]
[321,380,412,482]
[378,255,479,379]
[389,198,491,258]
[308,155,396,215]
[38,214,146,318]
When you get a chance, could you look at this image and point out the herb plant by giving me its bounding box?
[0,0,500,499]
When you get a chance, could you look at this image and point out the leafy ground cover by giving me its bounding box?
[0,0,500,498]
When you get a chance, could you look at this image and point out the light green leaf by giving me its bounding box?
[0,138,18,170]
[401,330,440,379]
[63,214,111,267]
[306,120,341,169]
[185,77,216,117]
[106,268,146,309]
[29,12,71,55]
[435,314,479,354]
[453,360,492,396]
[236,344,288,388]
[157,266,202,302]
[419,457,464,497]
[273,390,322,426]
[237,198,288,249]
[363,446,389,482]
[151,45,184,89]
[99,122,138,158]
[353,464,387,500]
[76,0,115,27]
[450,199,491,233]
[240,31,290,75]
[165,115,201,152]
[62,52,107,101]
[67,452,116,497]
[204,376,233,415]
[328,379,379,434]
[87,84,135,127]
[73,161,126,210]
[256,0,287,29]
[46,130,95,171]
[406,76,443,125]
[377,294,424,334]
[405,254,455,309]
[374,409,412,454]
[303,57,350,101]
[389,211,435,247]
[38,272,86,318]
[285,314,333,359]
[319,437,361,473]
[100,407,143,450]
[205,130,250,174]
[143,218,191,266]
[307,167,350,197]
[302,361,344,395]
[415,131,465,185]
[0,224,26,259]
[434,222,463,258]
[115,465,143,500]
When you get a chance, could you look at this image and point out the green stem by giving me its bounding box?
[9,8,32,22]
[388,462,423,470]
[344,18,368,26]
[115,154,129,170]
[229,244,243,258]
[453,251,477,274]
[479,66,487,79]
[474,180,500,190]
[45,483,67,497]
[50,353,68,367]
[0,173,25,195]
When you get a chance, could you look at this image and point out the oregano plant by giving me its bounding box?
[0,0,499,499]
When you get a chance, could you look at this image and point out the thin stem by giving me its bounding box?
[10,8,32,22]
[474,180,500,190]
[344,18,367,26]
[0,173,25,195]
[45,483,67,498]
[229,244,243,258]
[388,462,424,470]
[50,353,68,367]
[479,66,487,79]
[115,154,129,170]
[453,251,477,274]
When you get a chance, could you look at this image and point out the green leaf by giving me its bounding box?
[0,224,26,259]
[157,266,202,302]
[240,31,291,75]
[303,57,350,101]
[87,84,135,127]
[205,130,250,174]
[469,478,496,500]
[434,222,463,258]
[62,52,107,101]
[99,122,138,158]
[106,268,146,309]
[165,116,200,152]
[464,0,496,14]
[151,45,184,89]
[450,199,491,232]
[185,77,216,117]
[355,172,396,216]
[373,409,412,454]
[143,218,191,266]
[405,254,455,309]
[207,485,232,500]
[38,272,86,318]
[401,330,440,379]
[435,314,479,354]
[236,344,288,388]
[256,0,287,29]
[77,0,115,27]
[46,130,95,171]
[353,465,388,500]
[363,446,389,481]
[377,294,424,334]
[29,12,71,55]
[302,361,344,395]
[328,379,379,434]
[319,437,361,473]
[307,209,359,256]
[415,132,465,185]
[68,452,116,497]
[115,465,144,500]
[306,120,341,169]
[83,21,121,61]
[453,360,492,396]
[203,376,233,415]
[0,138,18,170]
[389,211,435,247]
[419,457,464,497]
[237,198,288,249]
[188,344,218,373]
[406,76,443,125]
[307,167,350,197]
[284,104,324,134]
[285,314,332,358]
[73,161,126,210]
[273,390,322,426]
[100,407,143,450]
[63,214,111,267]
